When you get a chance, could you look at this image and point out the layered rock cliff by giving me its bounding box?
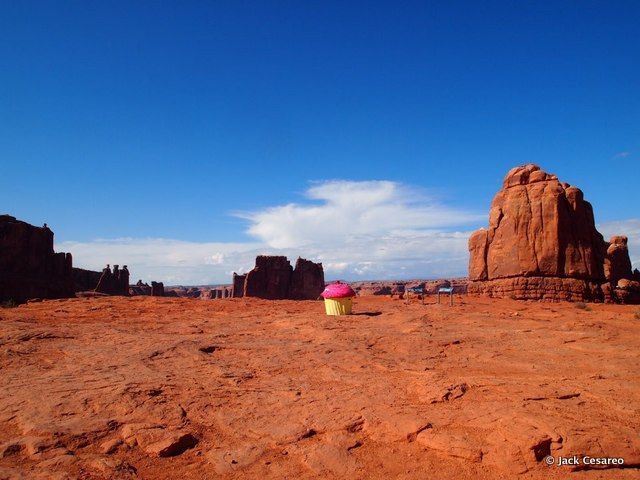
[0,215,74,303]
[468,165,638,302]
[243,256,324,300]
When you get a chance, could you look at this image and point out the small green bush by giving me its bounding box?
[575,302,591,311]
[1,299,17,308]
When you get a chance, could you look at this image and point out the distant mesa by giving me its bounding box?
[244,255,294,299]
[230,255,325,300]
[129,280,151,296]
[468,164,640,303]
[351,279,468,296]
[128,280,165,297]
[0,215,74,303]
[151,281,165,297]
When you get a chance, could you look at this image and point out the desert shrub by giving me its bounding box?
[634,309,640,320]
[575,302,591,311]
[1,299,17,308]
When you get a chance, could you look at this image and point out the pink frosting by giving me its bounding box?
[321,282,355,299]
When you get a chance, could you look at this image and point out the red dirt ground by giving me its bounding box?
[0,295,639,479]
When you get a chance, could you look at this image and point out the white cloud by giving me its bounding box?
[598,219,640,271]
[207,253,225,265]
[239,180,482,248]
[57,180,484,285]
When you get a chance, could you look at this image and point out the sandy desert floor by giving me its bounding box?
[0,295,639,479]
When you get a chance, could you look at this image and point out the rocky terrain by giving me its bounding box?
[468,164,640,303]
[1,295,639,479]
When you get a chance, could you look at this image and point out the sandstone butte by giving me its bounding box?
[468,164,640,303]
[241,255,325,301]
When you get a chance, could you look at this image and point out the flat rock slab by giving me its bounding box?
[0,296,639,479]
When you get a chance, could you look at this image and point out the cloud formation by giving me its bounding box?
[241,180,482,249]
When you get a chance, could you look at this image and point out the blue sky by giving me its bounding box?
[1,1,638,283]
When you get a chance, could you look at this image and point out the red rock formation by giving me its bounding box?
[468,165,638,302]
[244,256,293,299]
[204,288,222,300]
[232,273,246,298]
[151,281,165,297]
[95,264,130,296]
[0,215,74,303]
[72,267,102,292]
[604,236,633,284]
[130,280,151,296]
[243,256,324,300]
[612,279,640,304]
[289,257,325,300]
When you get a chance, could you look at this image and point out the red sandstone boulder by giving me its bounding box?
[289,258,325,300]
[468,165,636,303]
[0,215,74,303]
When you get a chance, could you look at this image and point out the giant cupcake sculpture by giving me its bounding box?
[321,282,356,315]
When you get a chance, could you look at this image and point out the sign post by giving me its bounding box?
[437,287,454,306]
